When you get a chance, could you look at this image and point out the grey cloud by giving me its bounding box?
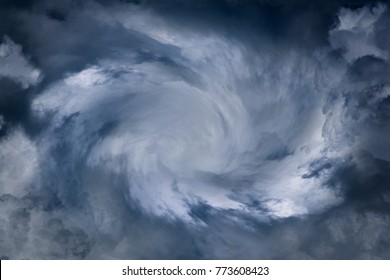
[0,193,94,259]
[0,36,40,88]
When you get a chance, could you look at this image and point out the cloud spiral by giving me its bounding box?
[1,0,390,259]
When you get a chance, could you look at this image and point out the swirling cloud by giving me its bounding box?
[1,0,390,259]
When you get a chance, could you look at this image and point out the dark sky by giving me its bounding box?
[1,0,390,259]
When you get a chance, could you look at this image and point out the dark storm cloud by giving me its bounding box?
[1,0,390,259]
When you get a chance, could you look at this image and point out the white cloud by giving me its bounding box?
[329,4,387,62]
[31,30,343,222]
